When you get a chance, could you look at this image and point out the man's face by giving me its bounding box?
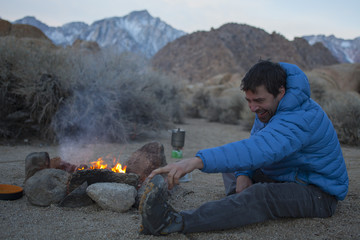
[245,85,285,123]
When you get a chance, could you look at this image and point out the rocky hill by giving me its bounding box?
[303,35,360,63]
[0,19,51,42]
[151,23,339,82]
[13,10,186,58]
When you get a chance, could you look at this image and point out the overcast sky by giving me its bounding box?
[1,0,359,40]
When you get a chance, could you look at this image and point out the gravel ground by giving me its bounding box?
[1,118,359,240]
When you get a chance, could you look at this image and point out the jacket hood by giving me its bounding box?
[278,63,311,112]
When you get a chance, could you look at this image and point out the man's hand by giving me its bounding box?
[148,157,204,190]
[236,175,253,193]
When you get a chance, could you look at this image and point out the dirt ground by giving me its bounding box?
[0,118,359,240]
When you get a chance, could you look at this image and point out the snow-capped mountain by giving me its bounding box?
[12,16,50,32]
[302,35,360,63]
[14,10,186,58]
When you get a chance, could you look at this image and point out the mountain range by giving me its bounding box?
[13,10,186,58]
[303,35,360,63]
[7,10,360,63]
[151,23,339,82]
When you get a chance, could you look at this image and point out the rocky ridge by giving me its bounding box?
[151,23,339,82]
[0,19,51,42]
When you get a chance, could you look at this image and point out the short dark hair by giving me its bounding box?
[241,60,287,97]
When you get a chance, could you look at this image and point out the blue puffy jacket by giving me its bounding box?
[196,63,348,200]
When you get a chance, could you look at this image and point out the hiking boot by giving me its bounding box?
[139,175,184,235]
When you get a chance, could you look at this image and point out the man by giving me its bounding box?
[139,61,349,235]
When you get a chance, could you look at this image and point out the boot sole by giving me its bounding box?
[139,175,167,235]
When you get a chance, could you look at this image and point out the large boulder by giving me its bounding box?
[124,142,167,185]
[24,169,70,206]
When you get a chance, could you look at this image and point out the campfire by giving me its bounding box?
[24,142,166,210]
[77,157,127,173]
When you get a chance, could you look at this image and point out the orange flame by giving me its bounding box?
[89,157,108,169]
[111,163,127,173]
[77,156,126,173]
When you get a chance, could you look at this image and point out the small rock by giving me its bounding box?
[59,181,93,208]
[24,168,70,207]
[86,182,137,212]
[25,152,50,181]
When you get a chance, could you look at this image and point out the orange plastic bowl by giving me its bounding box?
[0,184,23,200]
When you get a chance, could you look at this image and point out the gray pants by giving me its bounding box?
[180,171,338,233]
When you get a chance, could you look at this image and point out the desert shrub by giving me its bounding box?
[0,37,68,139]
[308,69,360,145]
[219,109,238,124]
[185,85,253,127]
[143,70,185,124]
[307,71,339,103]
[185,88,211,118]
[50,49,183,143]
[207,96,240,125]
[51,51,183,142]
[206,100,222,122]
[240,106,255,131]
[320,90,360,146]
[0,73,24,138]
[0,38,183,142]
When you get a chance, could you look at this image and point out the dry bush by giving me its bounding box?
[0,38,183,142]
[308,67,360,145]
[50,49,184,143]
[184,88,211,118]
[185,85,231,119]
[319,90,360,146]
[307,71,340,102]
[0,73,24,137]
[184,84,253,127]
[239,106,255,131]
[142,70,185,125]
[207,88,245,125]
[0,37,67,139]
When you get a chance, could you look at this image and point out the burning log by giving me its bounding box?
[68,169,139,193]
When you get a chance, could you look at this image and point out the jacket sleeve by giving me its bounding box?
[232,119,260,178]
[234,169,254,178]
[196,114,310,174]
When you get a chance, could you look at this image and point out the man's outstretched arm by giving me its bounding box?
[148,157,204,190]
